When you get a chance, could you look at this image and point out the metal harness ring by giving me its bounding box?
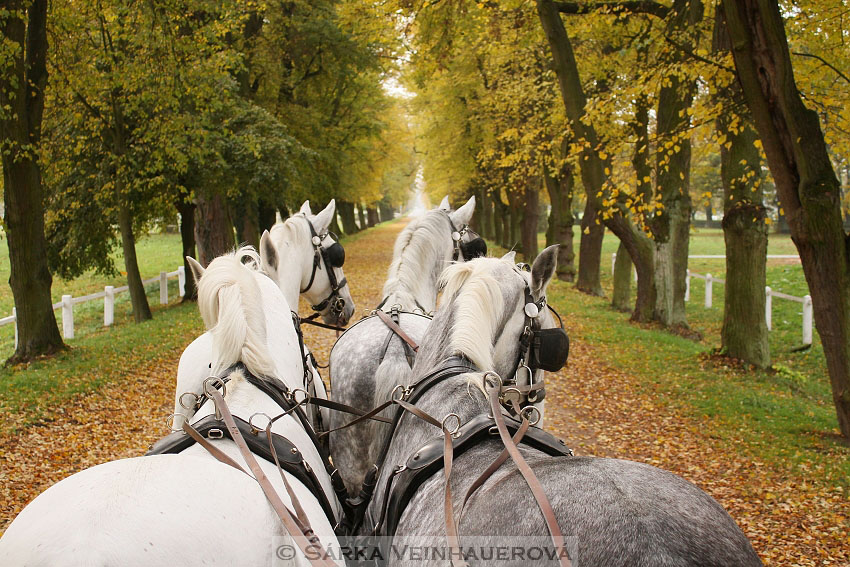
[442,413,462,438]
[391,384,409,402]
[202,376,227,399]
[178,391,201,411]
[165,413,183,433]
[521,405,542,427]
[249,412,273,434]
[482,371,502,392]
[290,388,311,405]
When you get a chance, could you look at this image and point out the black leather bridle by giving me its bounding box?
[299,215,348,318]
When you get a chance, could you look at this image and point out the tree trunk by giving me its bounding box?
[116,187,152,323]
[544,156,576,281]
[176,197,197,301]
[536,0,655,320]
[0,0,64,362]
[480,188,495,239]
[651,0,701,329]
[366,207,379,227]
[234,200,260,249]
[612,240,633,312]
[493,195,505,247]
[379,201,394,223]
[258,199,276,233]
[338,200,359,235]
[521,184,540,260]
[357,203,367,231]
[714,4,769,367]
[194,193,235,266]
[723,0,850,437]
[506,189,523,253]
[577,199,604,296]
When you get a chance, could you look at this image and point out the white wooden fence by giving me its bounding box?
[611,253,813,345]
[0,267,186,348]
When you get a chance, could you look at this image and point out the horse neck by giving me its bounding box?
[255,276,306,391]
[380,216,453,312]
[272,230,312,310]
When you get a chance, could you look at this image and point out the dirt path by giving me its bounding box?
[1,219,846,565]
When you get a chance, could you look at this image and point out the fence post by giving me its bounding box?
[13,307,18,349]
[633,267,638,283]
[62,294,74,339]
[178,266,186,297]
[104,286,114,326]
[803,295,813,345]
[159,271,168,305]
[611,253,616,276]
[765,286,772,331]
[705,274,713,308]
[685,270,690,302]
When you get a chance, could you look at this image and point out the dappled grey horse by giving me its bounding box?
[361,250,762,566]
[328,197,479,495]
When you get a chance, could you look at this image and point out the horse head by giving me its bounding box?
[259,199,356,326]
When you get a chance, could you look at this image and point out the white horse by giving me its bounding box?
[174,200,355,431]
[0,248,344,566]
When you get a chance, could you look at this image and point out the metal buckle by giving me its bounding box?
[207,428,224,439]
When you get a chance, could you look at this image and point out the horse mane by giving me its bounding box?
[381,209,453,309]
[196,246,277,378]
[437,258,507,372]
[269,213,311,252]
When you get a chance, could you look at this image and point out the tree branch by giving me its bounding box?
[554,1,670,19]
[793,51,850,85]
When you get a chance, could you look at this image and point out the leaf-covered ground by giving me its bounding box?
[1,218,847,566]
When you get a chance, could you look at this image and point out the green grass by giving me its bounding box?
[0,299,204,436]
[0,233,187,357]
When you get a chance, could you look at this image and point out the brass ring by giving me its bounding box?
[391,384,407,402]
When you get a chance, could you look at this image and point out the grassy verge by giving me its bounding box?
[525,227,848,491]
[0,298,204,437]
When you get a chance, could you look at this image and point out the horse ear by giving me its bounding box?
[501,250,516,263]
[313,199,336,233]
[259,230,278,274]
[438,195,450,211]
[450,195,476,226]
[531,244,559,298]
[186,256,205,284]
[299,201,312,215]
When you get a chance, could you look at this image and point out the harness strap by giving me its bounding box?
[266,422,313,534]
[309,397,392,424]
[209,390,336,567]
[393,399,467,567]
[375,309,420,352]
[486,385,572,567]
[182,421,250,476]
[317,400,395,438]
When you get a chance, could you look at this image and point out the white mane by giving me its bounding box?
[269,213,311,253]
[381,209,453,309]
[438,258,508,371]
[196,246,276,378]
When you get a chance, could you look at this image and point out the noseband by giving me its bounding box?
[299,215,349,319]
